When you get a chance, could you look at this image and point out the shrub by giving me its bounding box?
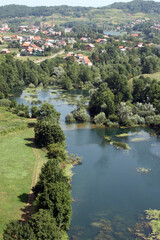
[133,102,155,117]
[94,112,106,125]
[28,83,35,88]
[65,113,76,123]
[129,114,145,125]
[0,99,11,107]
[72,108,90,122]
[47,143,67,161]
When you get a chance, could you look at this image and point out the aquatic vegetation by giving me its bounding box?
[91,218,111,229]
[136,168,151,174]
[69,225,84,240]
[104,136,112,142]
[110,141,131,150]
[24,95,38,103]
[116,133,136,137]
[104,135,130,150]
[67,153,82,165]
[130,137,149,142]
[144,209,160,239]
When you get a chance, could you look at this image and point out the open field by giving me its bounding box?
[129,72,160,84]
[0,108,47,239]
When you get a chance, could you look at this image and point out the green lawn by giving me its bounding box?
[0,108,47,239]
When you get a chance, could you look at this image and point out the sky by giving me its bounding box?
[1,0,160,7]
[0,0,134,8]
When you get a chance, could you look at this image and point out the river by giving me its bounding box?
[13,87,160,240]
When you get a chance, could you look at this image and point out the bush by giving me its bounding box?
[47,143,67,161]
[28,83,35,88]
[133,102,155,117]
[0,99,11,107]
[105,119,119,128]
[94,112,106,125]
[108,114,119,122]
[128,114,145,125]
[71,107,90,122]
[65,113,76,123]
[31,106,40,118]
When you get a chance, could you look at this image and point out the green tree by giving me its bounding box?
[33,159,69,196]
[38,103,60,121]
[3,221,35,240]
[31,105,40,118]
[29,210,61,240]
[34,120,65,147]
[117,102,133,125]
[89,83,115,117]
[34,181,72,231]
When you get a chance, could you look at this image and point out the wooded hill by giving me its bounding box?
[107,0,160,14]
[1,0,160,20]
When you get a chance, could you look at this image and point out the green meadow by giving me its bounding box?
[0,108,47,239]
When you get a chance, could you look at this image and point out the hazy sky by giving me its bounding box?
[0,0,133,7]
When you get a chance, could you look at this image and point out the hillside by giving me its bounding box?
[1,1,160,28]
[1,0,160,20]
[0,5,92,19]
[107,0,160,14]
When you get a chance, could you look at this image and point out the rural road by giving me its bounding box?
[34,49,65,63]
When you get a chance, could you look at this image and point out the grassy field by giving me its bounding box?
[0,108,47,239]
[129,72,160,84]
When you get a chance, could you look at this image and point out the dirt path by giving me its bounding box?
[33,50,65,63]
[22,142,41,221]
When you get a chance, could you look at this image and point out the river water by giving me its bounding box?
[13,88,160,240]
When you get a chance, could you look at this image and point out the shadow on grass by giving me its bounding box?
[20,193,35,221]
[27,122,35,128]
[18,193,29,203]
[24,138,39,149]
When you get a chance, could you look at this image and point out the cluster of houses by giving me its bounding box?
[0,23,10,33]
[65,52,93,67]
[117,18,149,31]
[18,24,62,37]
[21,37,66,56]
[0,34,67,56]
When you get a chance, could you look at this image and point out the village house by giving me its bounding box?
[23,42,31,49]
[3,36,11,42]
[95,38,107,44]
[137,42,143,48]
[1,49,11,54]
[85,44,95,51]
[130,33,139,37]
[12,35,23,44]
[82,56,93,66]
[80,37,88,42]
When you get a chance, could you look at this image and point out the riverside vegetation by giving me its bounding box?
[1,103,78,240]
